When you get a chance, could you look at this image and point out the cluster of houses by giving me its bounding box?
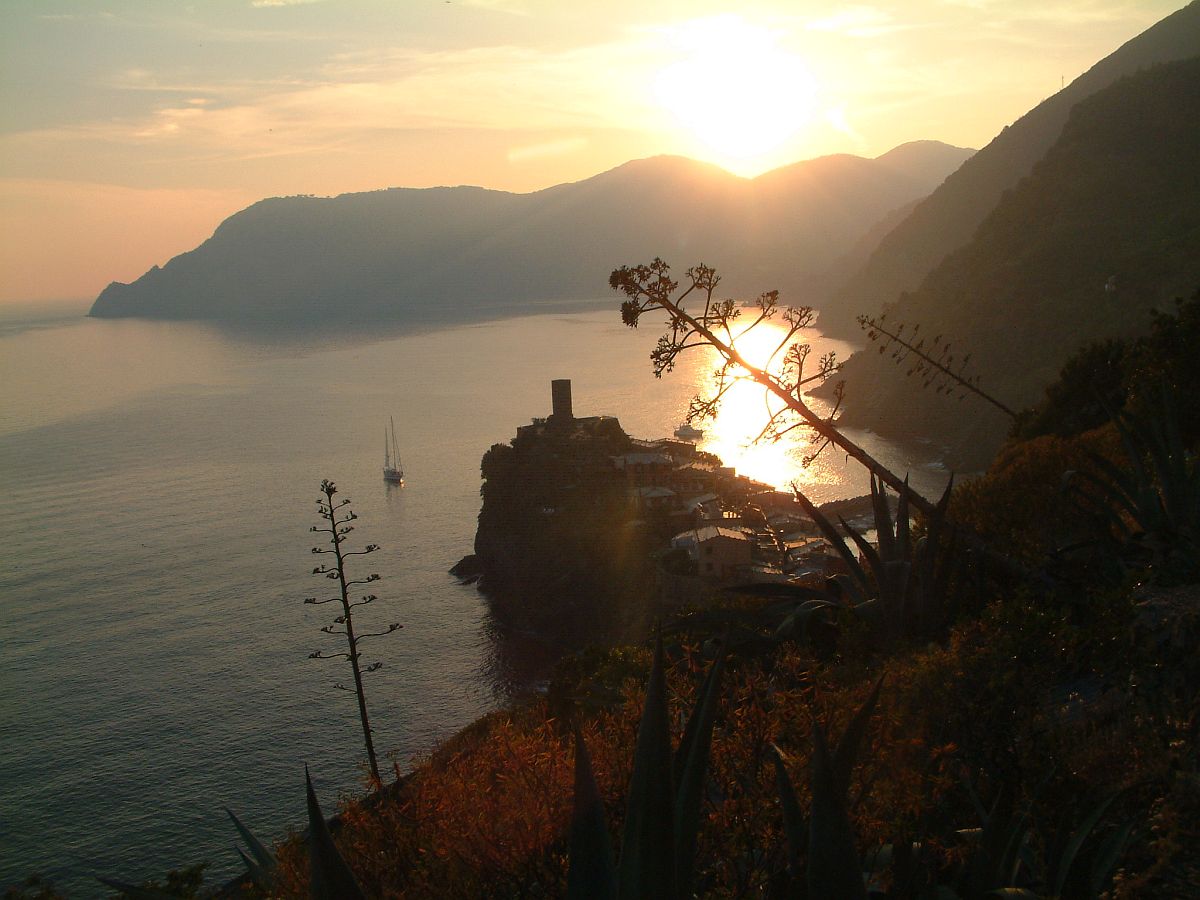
[523,384,864,595]
[612,436,853,589]
[516,380,875,598]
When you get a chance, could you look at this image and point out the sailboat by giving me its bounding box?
[383,417,404,484]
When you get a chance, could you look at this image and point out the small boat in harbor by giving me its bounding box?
[383,417,404,484]
[674,422,704,441]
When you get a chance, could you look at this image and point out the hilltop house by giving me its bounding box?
[671,525,755,580]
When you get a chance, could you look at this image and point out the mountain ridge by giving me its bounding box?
[818,0,1200,337]
[824,55,1200,470]
[89,142,973,326]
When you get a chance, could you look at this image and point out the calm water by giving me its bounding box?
[0,301,947,895]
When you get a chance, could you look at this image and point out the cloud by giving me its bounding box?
[507,137,588,163]
[805,6,902,37]
[251,0,323,7]
[459,0,532,14]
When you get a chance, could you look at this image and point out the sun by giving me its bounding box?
[653,16,818,174]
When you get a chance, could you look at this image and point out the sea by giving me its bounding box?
[0,299,949,896]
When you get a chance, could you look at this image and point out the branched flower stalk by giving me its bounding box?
[307,479,401,785]
[857,313,1017,419]
[611,259,939,516]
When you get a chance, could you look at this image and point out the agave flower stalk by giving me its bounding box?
[307,479,401,785]
[610,259,938,517]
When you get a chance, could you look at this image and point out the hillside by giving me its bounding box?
[87,143,972,327]
[818,1,1200,337]
[827,57,1200,469]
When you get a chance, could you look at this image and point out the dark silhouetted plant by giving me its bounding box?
[96,864,207,899]
[1065,384,1200,584]
[307,479,401,784]
[858,313,1018,419]
[610,259,940,517]
[225,807,277,892]
[569,632,725,899]
[305,767,367,900]
[792,475,960,640]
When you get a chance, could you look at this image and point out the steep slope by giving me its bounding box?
[89,143,971,327]
[819,1,1200,336]
[828,57,1200,470]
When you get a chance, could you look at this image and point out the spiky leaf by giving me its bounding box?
[1052,793,1117,896]
[617,631,677,899]
[769,744,806,873]
[305,768,366,900]
[568,728,616,900]
[225,808,276,888]
[807,725,867,900]
[832,676,884,796]
[674,652,725,896]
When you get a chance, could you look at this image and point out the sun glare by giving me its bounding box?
[653,16,818,174]
[681,317,851,499]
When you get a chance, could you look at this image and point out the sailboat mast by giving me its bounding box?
[384,426,390,468]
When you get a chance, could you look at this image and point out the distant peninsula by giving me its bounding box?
[88,142,972,328]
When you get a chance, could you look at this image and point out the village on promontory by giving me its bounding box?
[454,380,872,632]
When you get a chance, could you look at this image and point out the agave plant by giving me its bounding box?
[568,628,888,900]
[568,631,726,899]
[791,475,959,640]
[1065,382,1200,584]
[950,775,1132,900]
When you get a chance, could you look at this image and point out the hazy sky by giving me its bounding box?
[0,0,1186,303]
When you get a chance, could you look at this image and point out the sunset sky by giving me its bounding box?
[0,0,1185,304]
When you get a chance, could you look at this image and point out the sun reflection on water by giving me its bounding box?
[683,317,851,497]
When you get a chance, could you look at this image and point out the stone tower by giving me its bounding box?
[550,379,574,423]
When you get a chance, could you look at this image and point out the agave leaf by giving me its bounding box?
[568,728,616,900]
[674,652,725,897]
[1088,819,1134,896]
[674,645,724,781]
[961,786,1025,895]
[1051,793,1117,896]
[832,676,884,797]
[769,744,806,873]
[870,476,896,560]
[807,724,867,900]
[935,473,955,518]
[792,489,870,589]
[95,878,179,899]
[896,476,912,560]
[840,516,884,581]
[830,574,870,611]
[721,582,830,603]
[225,807,276,887]
[773,600,837,642]
[617,630,676,899]
[234,847,272,890]
[305,767,366,900]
